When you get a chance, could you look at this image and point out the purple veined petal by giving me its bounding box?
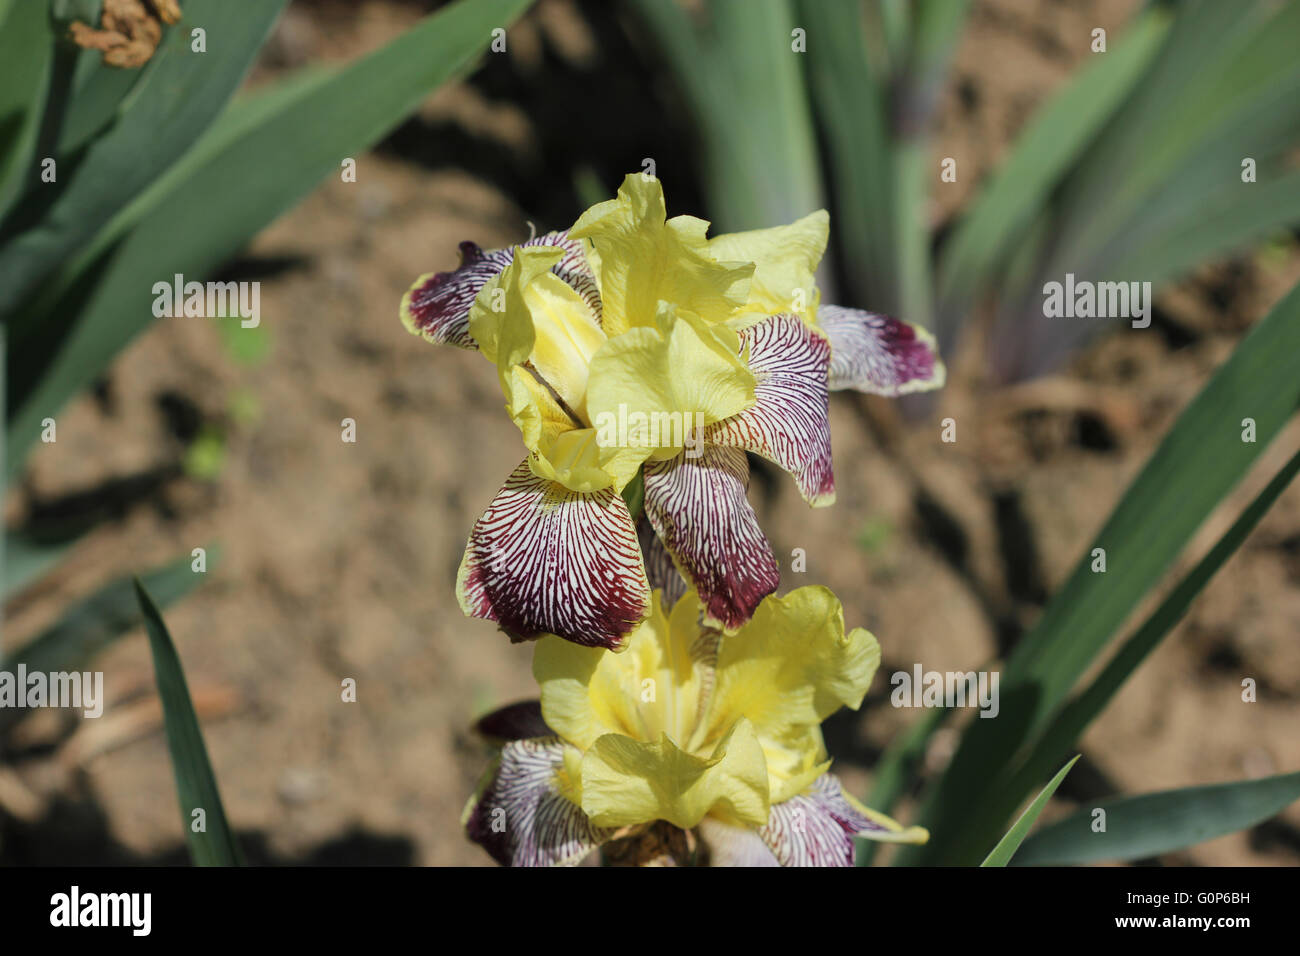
[706,312,835,507]
[697,817,780,867]
[473,699,552,744]
[637,516,688,611]
[456,459,651,650]
[463,737,610,867]
[758,773,926,866]
[818,304,945,395]
[400,231,600,349]
[642,446,779,632]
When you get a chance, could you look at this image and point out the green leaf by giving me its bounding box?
[0,550,211,734]
[936,8,1170,337]
[855,705,948,866]
[989,0,1300,379]
[1012,771,1300,866]
[629,0,823,234]
[3,530,79,600]
[0,0,288,319]
[902,276,1300,865]
[980,756,1078,867]
[135,576,241,866]
[6,0,533,479]
[0,0,56,221]
[798,0,895,311]
[995,445,1300,842]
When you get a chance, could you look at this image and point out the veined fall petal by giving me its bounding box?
[401,231,599,350]
[705,311,836,506]
[758,773,928,866]
[818,304,946,395]
[462,736,611,867]
[456,460,650,650]
[642,445,779,632]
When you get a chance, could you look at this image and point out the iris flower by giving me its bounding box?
[462,585,927,866]
[402,174,943,650]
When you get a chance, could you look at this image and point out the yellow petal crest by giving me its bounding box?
[535,589,705,750]
[585,305,756,458]
[467,244,563,374]
[569,174,754,335]
[695,586,881,759]
[579,720,770,829]
[708,209,829,325]
[519,271,606,415]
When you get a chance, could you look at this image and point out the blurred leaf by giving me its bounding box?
[936,8,1170,340]
[980,756,1078,867]
[902,276,1300,865]
[135,576,242,866]
[630,0,823,234]
[0,0,55,221]
[798,0,894,310]
[1012,771,1300,866]
[218,319,271,366]
[182,425,226,481]
[3,530,79,601]
[991,0,1300,380]
[50,0,103,23]
[6,0,533,480]
[855,705,948,866]
[855,515,895,554]
[57,45,147,156]
[0,0,287,319]
[0,550,212,734]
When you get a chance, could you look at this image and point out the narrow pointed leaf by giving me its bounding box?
[1012,771,1300,866]
[135,576,241,866]
[981,756,1078,867]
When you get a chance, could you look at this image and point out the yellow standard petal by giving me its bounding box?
[519,271,606,415]
[467,243,564,375]
[695,585,881,760]
[708,209,829,325]
[580,719,770,829]
[568,174,753,335]
[585,306,756,459]
[535,590,705,750]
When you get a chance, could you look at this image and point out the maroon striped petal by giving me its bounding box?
[706,312,835,506]
[464,737,610,867]
[758,773,913,866]
[473,700,552,743]
[818,304,945,395]
[401,232,600,349]
[456,460,651,650]
[637,516,688,611]
[642,446,779,632]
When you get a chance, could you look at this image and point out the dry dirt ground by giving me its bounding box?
[2,0,1298,866]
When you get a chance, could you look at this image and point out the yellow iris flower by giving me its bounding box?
[463,586,927,866]
[402,174,944,650]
